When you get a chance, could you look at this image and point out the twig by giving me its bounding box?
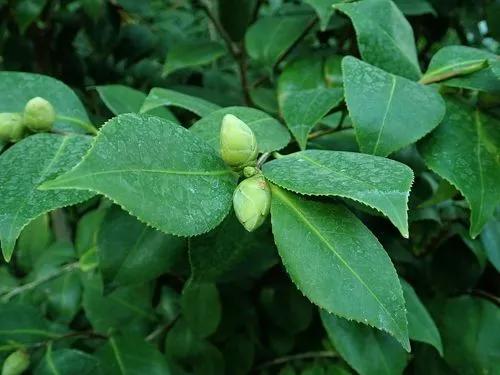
[145,314,180,342]
[1,262,79,302]
[50,209,72,242]
[470,289,500,306]
[256,152,271,168]
[254,350,338,371]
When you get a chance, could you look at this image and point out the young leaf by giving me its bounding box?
[400,279,443,355]
[420,46,493,83]
[245,15,315,67]
[334,0,421,80]
[0,72,92,134]
[190,106,290,153]
[95,84,178,122]
[263,150,414,237]
[164,40,226,76]
[343,56,445,156]
[181,282,221,338]
[140,87,221,117]
[0,134,94,261]
[419,99,500,238]
[41,114,236,237]
[35,347,99,375]
[421,46,500,93]
[96,335,171,375]
[321,310,408,375]
[280,88,343,149]
[435,297,500,374]
[98,206,185,289]
[270,186,410,350]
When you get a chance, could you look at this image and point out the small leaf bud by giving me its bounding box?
[233,175,271,232]
[0,113,25,142]
[2,350,30,375]
[220,114,258,168]
[23,97,56,132]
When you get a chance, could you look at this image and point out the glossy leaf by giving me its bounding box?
[334,0,421,80]
[245,15,314,67]
[190,106,290,153]
[41,114,236,237]
[421,46,493,82]
[263,150,413,237]
[95,84,177,122]
[0,72,92,133]
[0,134,94,261]
[140,87,221,117]
[164,40,226,76]
[96,335,170,375]
[401,279,443,354]
[98,206,185,288]
[35,347,100,375]
[181,282,221,338]
[321,310,408,375]
[419,99,500,237]
[343,56,445,156]
[393,0,436,15]
[436,297,500,374]
[270,186,409,350]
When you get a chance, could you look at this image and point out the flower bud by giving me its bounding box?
[243,166,258,178]
[233,175,271,232]
[220,114,258,168]
[0,113,25,142]
[23,97,56,132]
[2,350,30,375]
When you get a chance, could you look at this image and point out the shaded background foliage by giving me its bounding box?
[0,0,499,374]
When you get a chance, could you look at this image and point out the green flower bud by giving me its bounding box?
[233,175,271,232]
[23,97,56,132]
[0,113,25,142]
[2,350,30,375]
[220,114,258,168]
[243,166,258,178]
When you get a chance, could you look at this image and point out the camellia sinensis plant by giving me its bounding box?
[0,0,499,373]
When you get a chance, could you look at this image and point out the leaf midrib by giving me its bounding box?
[272,186,405,340]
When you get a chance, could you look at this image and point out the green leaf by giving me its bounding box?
[35,347,100,375]
[334,0,421,80]
[164,40,226,76]
[95,84,178,122]
[304,0,343,31]
[245,15,315,67]
[400,279,443,354]
[141,88,221,117]
[0,134,94,261]
[263,150,414,237]
[75,208,107,256]
[189,213,276,282]
[0,72,93,134]
[277,58,343,148]
[343,56,445,156]
[0,302,60,346]
[218,0,256,42]
[41,114,236,237]
[98,206,185,289]
[321,310,408,375]
[419,99,500,238]
[181,282,221,338]
[96,335,170,375]
[190,106,290,153]
[421,46,492,82]
[82,273,156,333]
[480,213,500,272]
[435,297,500,374]
[270,186,409,350]
[16,214,53,272]
[13,0,47,33]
